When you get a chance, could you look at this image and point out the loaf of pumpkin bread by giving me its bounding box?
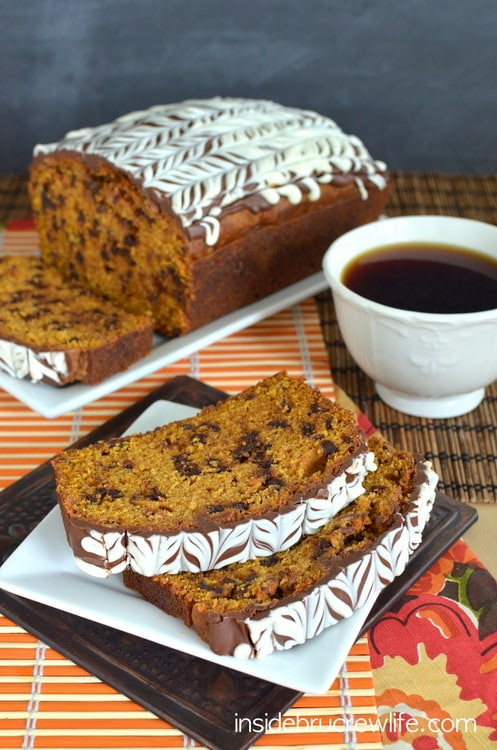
[30,97,392,337]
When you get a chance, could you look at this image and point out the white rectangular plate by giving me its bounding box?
[0,272,327,419]
[0,398,376,695]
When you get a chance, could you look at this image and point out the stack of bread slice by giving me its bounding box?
[52,372,438,658]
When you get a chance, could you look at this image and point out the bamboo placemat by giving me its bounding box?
[2,171,497,503]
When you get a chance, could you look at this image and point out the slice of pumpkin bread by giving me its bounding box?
[0,255,152,385]
[52,372,375,577]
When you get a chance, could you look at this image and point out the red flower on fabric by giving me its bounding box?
[416,604,467,639]
[369,595,497,738]
[409,555,455,597]
[409,541,480,598]
[369,596,475,666]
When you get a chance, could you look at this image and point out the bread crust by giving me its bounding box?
[185,179,391,329]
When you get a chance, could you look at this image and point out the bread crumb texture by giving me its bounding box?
[0,255,152,350]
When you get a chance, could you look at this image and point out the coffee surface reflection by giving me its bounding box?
[342,241,497,314]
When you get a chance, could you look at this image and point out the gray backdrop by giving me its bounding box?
[2,0,496,174]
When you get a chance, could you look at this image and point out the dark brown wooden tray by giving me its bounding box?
[0,375,478,750]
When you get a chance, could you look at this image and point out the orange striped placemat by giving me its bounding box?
[0,224,382,749]
[0,615,381,749]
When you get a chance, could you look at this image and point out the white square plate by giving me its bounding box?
[0,272,327,419]
[0,398,376,695]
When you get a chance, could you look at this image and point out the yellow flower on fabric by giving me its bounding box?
[374,645,493,748]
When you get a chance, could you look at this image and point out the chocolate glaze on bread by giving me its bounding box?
[52,372,375,577]
[29,97,392,337]
[123,437,438,658]
[0,256,153,385]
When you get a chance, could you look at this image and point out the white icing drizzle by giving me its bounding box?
[234,460,438,659]
[34,97,389,246]
[0,339,68,383]
[76,530,128,578]
[303,451,377,535]
[73,450,375,577]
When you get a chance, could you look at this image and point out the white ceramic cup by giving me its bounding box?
[322,215,497,418]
